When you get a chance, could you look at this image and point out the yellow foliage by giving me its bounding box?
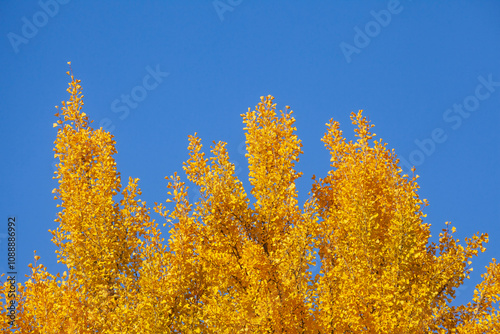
[1,68,498,333]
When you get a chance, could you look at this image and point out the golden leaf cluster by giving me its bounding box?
[1,69,498,333]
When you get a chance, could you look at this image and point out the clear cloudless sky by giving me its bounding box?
[0,0,499,307]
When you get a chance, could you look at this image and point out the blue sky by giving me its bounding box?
[1,0,499,307]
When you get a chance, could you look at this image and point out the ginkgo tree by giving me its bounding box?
[1,66,499,333]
